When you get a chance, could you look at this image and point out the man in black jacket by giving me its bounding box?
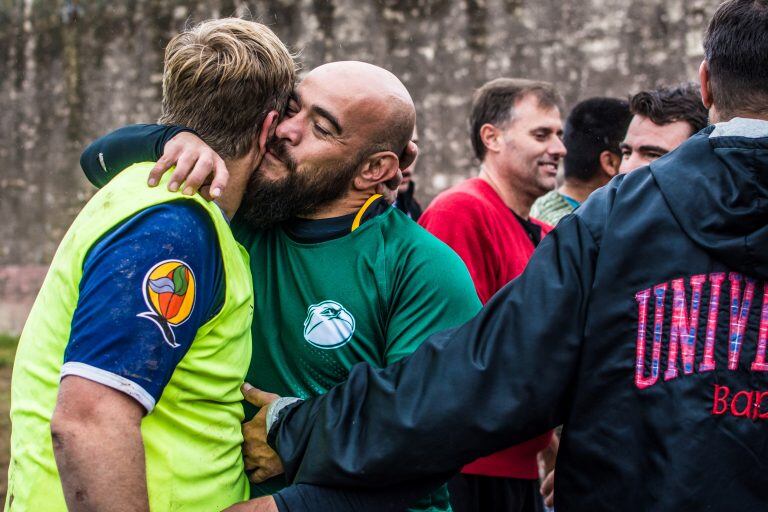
[241,1,768,510]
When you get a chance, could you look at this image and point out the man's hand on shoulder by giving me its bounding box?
[148,131,229,201]
[241,383,286,483]
[376,140,418,203]
[221,496,278,512]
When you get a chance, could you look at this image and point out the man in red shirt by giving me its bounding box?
[419,78,566,512]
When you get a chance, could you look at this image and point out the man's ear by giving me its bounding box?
[699,60,713,109]
[599,150,621,177]
[353,151,399,191]
[256,110,280,160]
[479,123,503,155]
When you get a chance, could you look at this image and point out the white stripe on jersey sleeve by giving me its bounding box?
[60,362,156,412]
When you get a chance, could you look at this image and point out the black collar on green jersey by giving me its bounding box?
[282,195,390,244]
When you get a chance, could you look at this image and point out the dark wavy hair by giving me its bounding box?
[629,83,708,136]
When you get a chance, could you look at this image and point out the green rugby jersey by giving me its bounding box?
[235,206,481,512]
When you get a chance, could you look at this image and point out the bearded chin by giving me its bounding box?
[239,175,297,229]
[239,158,360,230]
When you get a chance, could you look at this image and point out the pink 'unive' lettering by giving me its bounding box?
[727,273,755,370]
[635,284,666,389]
[700,273,726,372]
[664,276,705,381]
[751,283,768,372]
[637,273,768,390]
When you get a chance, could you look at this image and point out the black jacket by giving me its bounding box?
[270,121,768,511]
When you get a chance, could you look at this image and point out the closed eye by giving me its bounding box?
[314,124,331,137]
[286,99,299,117]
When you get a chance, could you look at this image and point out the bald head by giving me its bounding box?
[304,61,416,158]
[308,61,412,99]
[251,61,417,222]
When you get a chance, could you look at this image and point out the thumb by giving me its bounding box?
[241,382,280,407]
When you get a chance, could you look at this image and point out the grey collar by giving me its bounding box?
[710,117,768,139]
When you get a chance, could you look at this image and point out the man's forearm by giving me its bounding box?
[52,377,149,512]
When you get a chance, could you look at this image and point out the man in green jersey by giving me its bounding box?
[82,61,482,511]
[6,19,295,512]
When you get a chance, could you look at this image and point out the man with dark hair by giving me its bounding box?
[703,0,768,118]
[532,97,631,225]
[619,82,708,173]
[410,77,564,512]
[238,1,768,511]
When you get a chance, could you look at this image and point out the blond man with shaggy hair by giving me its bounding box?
[5,18,294,512]
[160,18,294,160]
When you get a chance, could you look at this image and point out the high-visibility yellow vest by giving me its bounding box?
[5,163,252,511]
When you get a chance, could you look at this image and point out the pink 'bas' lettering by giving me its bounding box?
[712,384,730,415]
[755,391,768,420]
[730,389,754,417]
[711,385,768,420]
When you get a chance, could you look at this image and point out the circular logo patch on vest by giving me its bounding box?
[303,300,356,349]
[137,259,196,348]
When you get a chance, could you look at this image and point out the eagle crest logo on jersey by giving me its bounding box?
[303,300,355,349]
[138,259,196,348]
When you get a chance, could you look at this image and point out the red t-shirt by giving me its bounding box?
[419,177,553,479]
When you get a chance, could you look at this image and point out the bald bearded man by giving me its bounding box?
[80,61,481,512]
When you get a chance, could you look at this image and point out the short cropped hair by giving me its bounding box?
[704,0,768,119]
[159,18,296,159]
[629,83,709,136]
[563,97,632,182]
[470,78,562,161]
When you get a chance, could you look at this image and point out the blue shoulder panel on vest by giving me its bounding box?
[63,201,224,411]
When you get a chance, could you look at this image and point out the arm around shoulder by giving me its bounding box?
[272,214,600,488]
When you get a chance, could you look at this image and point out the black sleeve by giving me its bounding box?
[80,124,194,188]
[269,212,600,488]
[273,478,452,512]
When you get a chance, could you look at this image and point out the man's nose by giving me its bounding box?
[549,136,567,158]
[274,115,301,144]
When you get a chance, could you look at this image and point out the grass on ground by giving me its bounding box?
[0,334,17,367]
[0,333,18,504]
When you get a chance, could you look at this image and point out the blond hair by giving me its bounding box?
[160,18,295,159]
